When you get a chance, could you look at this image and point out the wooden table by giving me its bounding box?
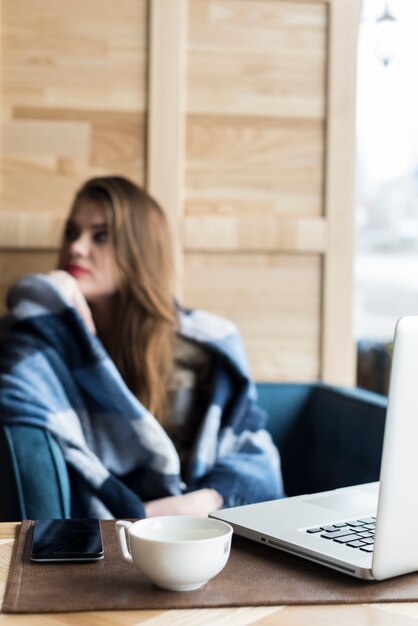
[2,522,418,625]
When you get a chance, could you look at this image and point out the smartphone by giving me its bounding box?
[30,519,104,562]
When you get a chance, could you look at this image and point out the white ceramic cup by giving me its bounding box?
[116,516,233,591]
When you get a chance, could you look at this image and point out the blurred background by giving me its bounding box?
[356,0,418,393]
[2,0,415,395]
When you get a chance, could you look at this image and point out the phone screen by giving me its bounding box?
[31,519,104,562]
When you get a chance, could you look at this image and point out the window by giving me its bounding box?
[355,0,418,344]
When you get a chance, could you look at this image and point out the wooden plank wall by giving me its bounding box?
[182,0,327,382]
[0,0,359,385]
[0,0,148,300]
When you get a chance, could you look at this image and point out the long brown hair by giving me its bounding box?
[69,176,176,422]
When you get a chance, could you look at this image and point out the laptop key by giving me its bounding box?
[306,527,322,533]
[333,534,361,544]
[321,525,342,532]
[360,544,374,553]
[346,540,368,548]
[321,529,358,539]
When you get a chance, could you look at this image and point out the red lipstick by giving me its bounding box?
[65,264,89,278]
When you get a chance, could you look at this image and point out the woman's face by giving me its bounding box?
[58,197,118,303]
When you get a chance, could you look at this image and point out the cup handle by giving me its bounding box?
[116,520,134,563]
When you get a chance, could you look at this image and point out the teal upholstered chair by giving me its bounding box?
[257,383,387,496]
[0,383,387,521]
[0,425,71,521]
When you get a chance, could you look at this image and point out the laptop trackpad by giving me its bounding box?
[304,491,378,515]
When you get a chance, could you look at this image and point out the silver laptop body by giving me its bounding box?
[211,316,418,580]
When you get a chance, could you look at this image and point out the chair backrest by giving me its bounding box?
[257,382,387,496]
[0,424,71,521]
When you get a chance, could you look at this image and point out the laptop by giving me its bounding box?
[211,316,418,580]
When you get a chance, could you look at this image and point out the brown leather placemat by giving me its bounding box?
[4,519,418,613]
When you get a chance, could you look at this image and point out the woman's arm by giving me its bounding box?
[144,488,223,517]
[187,445,283,509]
[186,400,284,508]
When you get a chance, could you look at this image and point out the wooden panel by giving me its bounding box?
[321,0,359,384]
[187,0,327,118]
[183,0,330,382]
[183,215,327,253]
[1,111,144,216]
[180,0,359,384]
[10,107,147,176]
[147,0,187,296]
[0,252,58,315]
[183,253,321,381]
[2,120,90,159]
[147,0,187,230]
[185,115,324,218]
[0,157,98,218]
[185,0,327,223]
[0,0,148,246]
[0,212,63,249]
[1,0,147,111]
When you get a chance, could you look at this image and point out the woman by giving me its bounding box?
[0,176,283,518]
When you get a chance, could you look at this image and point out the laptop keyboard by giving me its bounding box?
[305,516,376,553]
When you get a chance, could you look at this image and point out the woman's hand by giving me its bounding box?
[144,488,224,518]
[47,270,96,334]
